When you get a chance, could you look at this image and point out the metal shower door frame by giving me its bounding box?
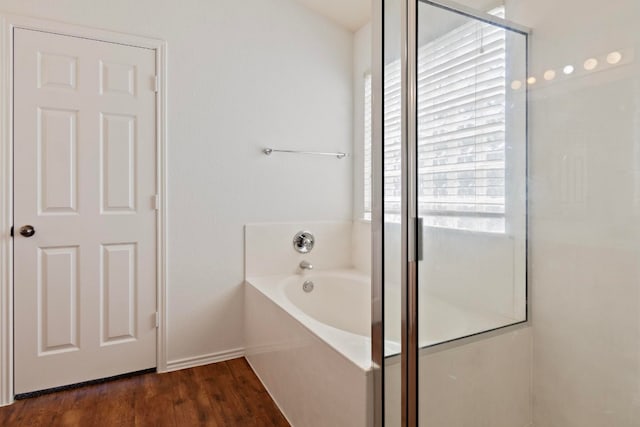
[371,0,530,425]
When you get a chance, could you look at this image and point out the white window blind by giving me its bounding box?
[364,7,507,233]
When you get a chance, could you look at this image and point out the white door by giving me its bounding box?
[13,28,157,394]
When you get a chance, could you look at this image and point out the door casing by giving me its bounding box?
[0,13,168,406]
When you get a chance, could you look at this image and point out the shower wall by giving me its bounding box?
[383,327,531,426]
[508,0,640,425]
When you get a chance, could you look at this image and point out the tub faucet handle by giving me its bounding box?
[299,260,313,270]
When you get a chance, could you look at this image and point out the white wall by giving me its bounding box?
[352,219,371,274]
[507,0,640,425]
[245,221,353,277]
[353,22,372,220]
[1,0,354,366]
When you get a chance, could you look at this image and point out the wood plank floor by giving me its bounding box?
[0,357,290,427]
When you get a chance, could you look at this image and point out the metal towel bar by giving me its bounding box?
[263,148,347,159]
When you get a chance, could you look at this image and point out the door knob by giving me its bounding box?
[19,225,35,238]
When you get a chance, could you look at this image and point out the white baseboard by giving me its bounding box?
[163,347,245,372]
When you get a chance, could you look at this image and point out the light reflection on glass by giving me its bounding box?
[607,51,622,64]
[583,58,598,70]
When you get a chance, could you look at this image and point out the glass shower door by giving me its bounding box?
[407,1,529,425]
[415,1,528,347]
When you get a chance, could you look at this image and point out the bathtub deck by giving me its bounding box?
[0,357,290,426]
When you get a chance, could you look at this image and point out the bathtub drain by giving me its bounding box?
[303,280,314,293]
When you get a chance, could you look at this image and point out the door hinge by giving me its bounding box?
[155,312,159,328]
[153,75,159,93]
[10,226,13,237]
[153,194,160,210]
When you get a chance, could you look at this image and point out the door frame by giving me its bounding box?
[0,13,169,405]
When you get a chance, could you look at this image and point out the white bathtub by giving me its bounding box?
[244,268,520,426]
[244,269,373,427]
[384,284,519,350]
[259,269,371,367]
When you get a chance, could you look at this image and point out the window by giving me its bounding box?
[364,7,507,233]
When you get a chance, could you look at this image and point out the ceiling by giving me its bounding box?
[292,0,371,32]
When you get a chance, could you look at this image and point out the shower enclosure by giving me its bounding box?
[373,0,529,426]
[372,0,640,425]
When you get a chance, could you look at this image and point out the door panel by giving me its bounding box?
[101,113,137,213]
[100,243,137,345]
[38,246,79,355]
[14,28,157,394]
[38,107,78,214]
